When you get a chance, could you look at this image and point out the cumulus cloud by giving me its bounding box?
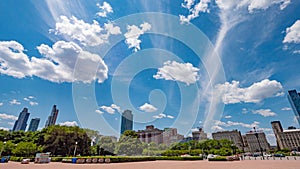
[283,20,300,44]
[95,109,104,115]
[281,107,292,111]
[23,96,38,106]
[29,101,38,106]
[100,104,121,114]
[124,22,151,52]
[0,113,18,120]
[0,102,3,106]
[215,79,283,104]
[0,40,109,84]
[180,0,210,23]
[224,115,232,119]
[59,121,78,126]
[9,99,21,105]
[139,103,158,112]
[53,16,121,46]
[252,109,276,117]
[153,61,200,85]
[96,1,113,17]
[212,120,260,131]
[153,113,174,119]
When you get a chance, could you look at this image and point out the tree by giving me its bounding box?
[98,136,115,154]
[115,130,143,156]
[12,142,39,157]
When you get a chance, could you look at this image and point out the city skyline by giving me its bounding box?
[0,1,300,146]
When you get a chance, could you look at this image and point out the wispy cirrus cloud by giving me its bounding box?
[212,120,260,131]
[9,99,21,105]
[153,61,200,85]
[153,113,174,119]
[252,109,277,117]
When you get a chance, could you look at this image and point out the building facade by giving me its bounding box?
[192,128,207,141]
[288,90,300,126]
[212,130,244,150]
[245,130,270,153]
[137,125,163,145]
[12,108,30,131]
[162,128,184,146]
[120,110,133,135]
[271,121,300,151]
[45,105,59,127]
[28,118,40,132]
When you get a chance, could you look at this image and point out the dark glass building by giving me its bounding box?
[120,109,133,135]
[288,90,300,126]
[28,118,40,132]
[45,105,59,127]
[12,108,30,131]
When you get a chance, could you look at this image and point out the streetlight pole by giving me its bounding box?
[253,127,264,160]
[73,141,78,157]
[0,141,6,157]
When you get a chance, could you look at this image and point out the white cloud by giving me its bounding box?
[215,79,283,104]
[153,61,200,85]
[28,96,34,99]
[23,98,30,101]
[242,108,248,114]
[59,121,78,126]
[95,109,104,115]
[0,40,109,84]
[0,102,3,106]
[293,50,300,54]
[36,41,108,83]
[283,20,300,44]
[54,16,121,46]
[213,120,260,129]
[0,127,9,131]
[211,125,224,131]
[9,99,21,105]
[281,107,292,111]
[253,109,276,117]
[139,103,158,112]
[180,0,210,23]
[0,41,32,78]
[0,113,18,120]
[100,104,121,114]
[29,101,38,106]
[215,0,291,13]
[224,115,232,119]
[96,2,113,17]
[124,22,151,52]
[153,113,174,119]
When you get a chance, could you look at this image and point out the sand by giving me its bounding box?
[1,160,300,169]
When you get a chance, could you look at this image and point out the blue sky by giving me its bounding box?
[0,0,300,145]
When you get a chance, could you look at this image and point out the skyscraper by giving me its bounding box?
[45,105,59,127]
[287,90,300,125]
[12,108,30,131]
[28,118,40,132]
[120,109,133,135]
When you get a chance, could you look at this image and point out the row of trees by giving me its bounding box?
[1,127,241,157]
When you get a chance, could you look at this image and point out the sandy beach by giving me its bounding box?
[1,160,300,169]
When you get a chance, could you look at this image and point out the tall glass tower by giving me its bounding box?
[28,118,40,132]
[45,105,59,127]
[12,108,30,131]
[120,110,133,135]
[288,90,300,126]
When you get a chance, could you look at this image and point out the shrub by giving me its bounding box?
[208,156,227,161]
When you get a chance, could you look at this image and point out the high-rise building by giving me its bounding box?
[120,110,133,135]
[12,108,30,131]
[212,130,244,150]
[288,90,300,126]
[45,105,59,127]
[28,118,40,132]
[271,121,300,151]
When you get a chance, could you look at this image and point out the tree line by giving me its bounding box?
[0,127,240,157]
